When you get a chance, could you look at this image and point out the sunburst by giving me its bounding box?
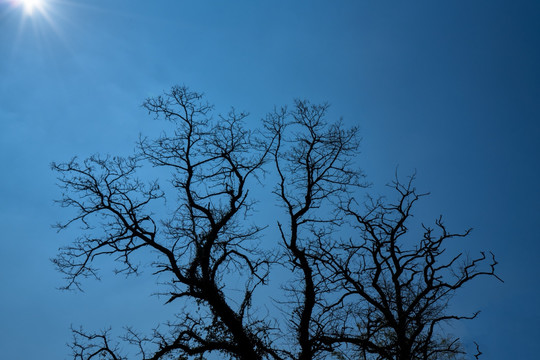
[7,0,48,16]
[22,0,44,14]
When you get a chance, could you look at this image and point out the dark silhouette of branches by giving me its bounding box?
[53,86,277,360]
[317,175,502,360]
[265,101,364,360]
[52,86,500,360]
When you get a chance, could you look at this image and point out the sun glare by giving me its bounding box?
[23,0,43,14]
[6,0,67,53]
[11,0,46,15]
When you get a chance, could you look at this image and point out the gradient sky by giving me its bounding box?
[1,1,539,359]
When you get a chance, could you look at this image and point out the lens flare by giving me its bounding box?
[25,0,42,14]
[11,0,46,15]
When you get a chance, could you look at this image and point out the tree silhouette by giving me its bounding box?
[317,176,501,360]
[52,86,500,360]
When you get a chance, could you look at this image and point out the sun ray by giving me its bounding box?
[23,0,43,14]
[6,0,47,16]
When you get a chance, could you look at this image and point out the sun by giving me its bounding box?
[4,0,67,57]
[12,0,47,15]
[21,0,44,14]
[6,0,65,48]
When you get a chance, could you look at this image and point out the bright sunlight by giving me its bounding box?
[8,0,47,15]
[20,0,45,14]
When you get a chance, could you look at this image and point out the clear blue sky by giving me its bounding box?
[0,1,539,359]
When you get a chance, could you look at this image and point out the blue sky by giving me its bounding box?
[0,1,539,359]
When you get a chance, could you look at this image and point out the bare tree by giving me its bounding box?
[52,86,499,360]
[316,176,502,360]
[53,86,277,360]
[264,101,364,360]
